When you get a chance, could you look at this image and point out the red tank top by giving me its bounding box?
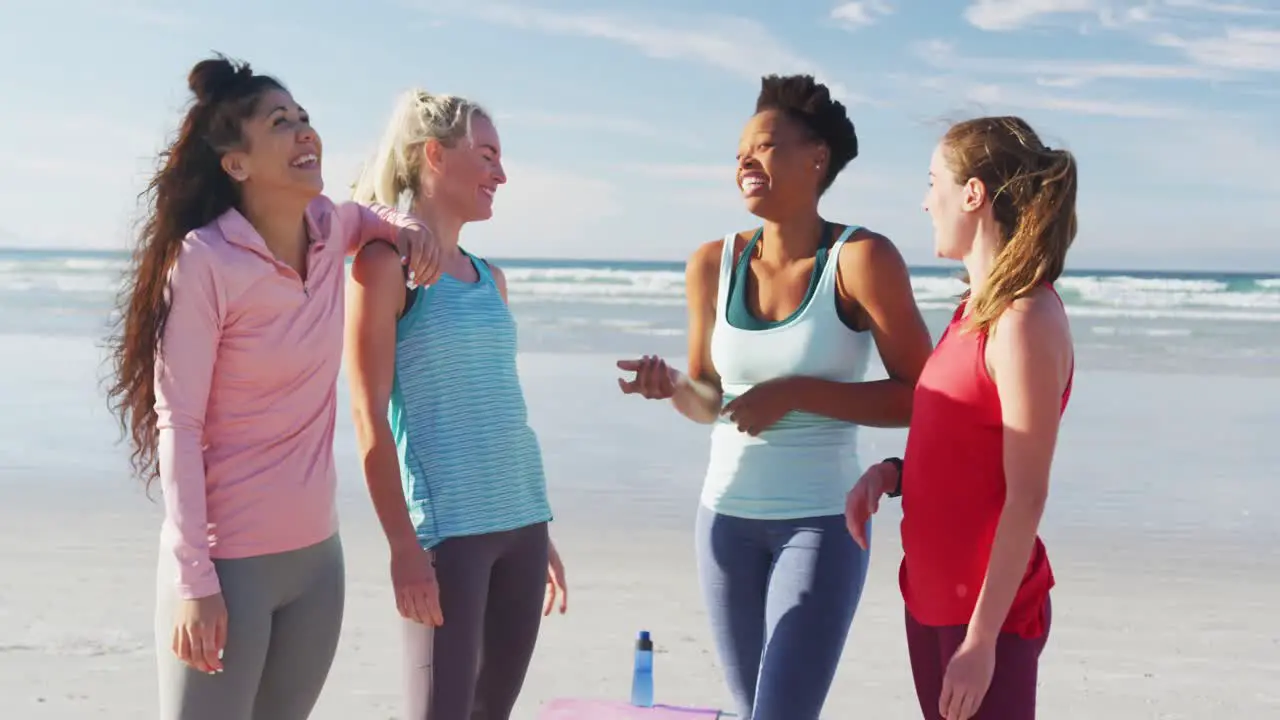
[898,289,1072,639]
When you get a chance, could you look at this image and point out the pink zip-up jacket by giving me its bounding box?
[154,194,412,599]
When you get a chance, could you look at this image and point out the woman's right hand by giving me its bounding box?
[845,461,898,550]
[391,543,444,627]
[616,355,680,400]
[172,593,227,674]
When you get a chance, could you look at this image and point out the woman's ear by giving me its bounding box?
[422,139,446,175]
[221,151,250,183]
[962,177,986,212]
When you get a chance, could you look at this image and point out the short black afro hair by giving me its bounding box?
[755,74,858,193]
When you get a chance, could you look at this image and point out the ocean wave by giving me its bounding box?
[2,252,1279,323]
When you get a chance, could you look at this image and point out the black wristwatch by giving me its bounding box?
[882,457,904,498]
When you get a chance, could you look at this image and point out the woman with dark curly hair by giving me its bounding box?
[617,74,934,719]
[105,54,438,720]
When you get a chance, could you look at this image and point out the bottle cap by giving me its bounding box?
[638,630,650,641]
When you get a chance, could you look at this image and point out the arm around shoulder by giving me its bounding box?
[327,196,419,258]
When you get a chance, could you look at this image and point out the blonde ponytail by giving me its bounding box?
[351,88,490,210]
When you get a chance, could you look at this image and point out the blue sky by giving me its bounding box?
[1,0,1277,271]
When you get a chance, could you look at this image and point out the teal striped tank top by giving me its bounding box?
[389,251,552,549]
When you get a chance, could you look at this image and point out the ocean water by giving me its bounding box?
[3,247,1279,377]
[3,254,1280,719]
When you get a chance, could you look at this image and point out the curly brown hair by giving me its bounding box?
[106,54,284,486]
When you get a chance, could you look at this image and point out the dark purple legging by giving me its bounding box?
[905,599,1051,720]
[401,522,549,720]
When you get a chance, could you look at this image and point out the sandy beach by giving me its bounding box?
[1,336,1278,719]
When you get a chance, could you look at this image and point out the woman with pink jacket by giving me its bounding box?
[105,55,439,720]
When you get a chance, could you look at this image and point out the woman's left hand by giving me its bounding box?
[395,221,442,287]
[939,634,997,720]
[720,378,796,436]
[544,539,568,616]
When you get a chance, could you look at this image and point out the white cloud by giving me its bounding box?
[429,2,865,104]
[913,37,1225,85]
[1155,28,1280,71]
[831,1,894,31]
[964,82,1184,117]
[1162,0,1280,16]
[964,0,1100,31]
[907,42,1189,117]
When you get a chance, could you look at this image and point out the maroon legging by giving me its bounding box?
[401,522,549,720]
[905,599,1051,720]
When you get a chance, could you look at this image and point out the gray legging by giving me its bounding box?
[403,521,549,720]
[155,533,345,720]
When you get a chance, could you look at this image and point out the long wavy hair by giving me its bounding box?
[106,54,284,486]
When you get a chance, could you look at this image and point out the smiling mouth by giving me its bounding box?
[739,173,768,193]
[291,153,319,169]
[480,186,496,199]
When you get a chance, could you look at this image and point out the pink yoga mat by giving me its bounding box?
[538,698,724,718]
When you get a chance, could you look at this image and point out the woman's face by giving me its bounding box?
[429,113,507,223]
[735,109,826,220]
[222,88,324,201]
[922,141,981,261]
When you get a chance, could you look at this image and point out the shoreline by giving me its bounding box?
[5,244,1280,278]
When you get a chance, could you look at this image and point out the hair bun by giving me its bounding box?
[188,55,253,104]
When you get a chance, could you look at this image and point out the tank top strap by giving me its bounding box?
[812,224,860,298]
[715,232,738,314]
[463,249,495,286]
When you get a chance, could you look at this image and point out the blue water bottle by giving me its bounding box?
[630,630,654,707]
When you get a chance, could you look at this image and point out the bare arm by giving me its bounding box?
[967,290,1073,644]
[345,241,419,553]
[787,232,933,427]
[673,240,725,423]
[154,241,223,600]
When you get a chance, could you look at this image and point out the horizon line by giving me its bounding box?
[0,245,1277,278]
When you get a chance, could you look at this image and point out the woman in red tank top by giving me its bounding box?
[845,116,1077,720]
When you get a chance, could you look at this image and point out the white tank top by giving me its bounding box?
[701,226,873,519]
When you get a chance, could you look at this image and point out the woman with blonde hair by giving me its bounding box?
[344,88,566,720]
[846,115,1077,720]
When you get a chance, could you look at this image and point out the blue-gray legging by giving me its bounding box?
[155,533,345,720]
[695,505,871,720]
